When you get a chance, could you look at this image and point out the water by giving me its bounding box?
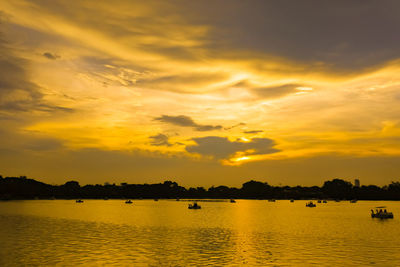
[0,200,399,266]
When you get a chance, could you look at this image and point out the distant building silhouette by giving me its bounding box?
[354,179,360,187]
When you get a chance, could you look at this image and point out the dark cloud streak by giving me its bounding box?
[243,130,263,134]
[154,115,223,131]
[149,133,173,146]
[186,136,279,159]
[224,122,246,130]
[42,52,59,60]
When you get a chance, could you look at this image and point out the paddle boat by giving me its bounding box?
[188,202,201,209]
[306,201,316,207]
[76,199,84,203]
[268,199,276,202]
[371,207,393,219]
[125,200,133,204]
[350,199,357,203]
[230,199,236,203]
[290,199,294,202]
[323,200,328,203]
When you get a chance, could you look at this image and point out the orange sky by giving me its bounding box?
[1,0,400,186]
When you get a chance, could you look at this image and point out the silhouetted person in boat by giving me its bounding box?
[384,209,387,213]
[380,209,383,213]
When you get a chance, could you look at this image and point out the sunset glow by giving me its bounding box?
[1,1,400,186]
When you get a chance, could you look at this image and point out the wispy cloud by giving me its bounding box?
[252,83,304,99]
[0,38,72,114]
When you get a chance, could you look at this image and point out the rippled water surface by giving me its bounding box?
[1,200,400,266]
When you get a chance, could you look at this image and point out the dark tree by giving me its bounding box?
[241,180,271,199]
[322,179,354,199]
[1,175,400,200]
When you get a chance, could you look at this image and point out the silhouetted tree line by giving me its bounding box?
[1,175,400,200]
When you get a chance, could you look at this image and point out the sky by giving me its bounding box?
[1,0,400,187]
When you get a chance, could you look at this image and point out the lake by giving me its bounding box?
[0,200,399,266]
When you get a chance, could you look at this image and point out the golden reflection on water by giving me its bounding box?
[233,200,255,265]
[0,200,400,266]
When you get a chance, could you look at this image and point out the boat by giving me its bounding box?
[323,200,327,203]
[125,200,133,204]
[76,199,84,203]
[290,199,294,202]
[306,201,316,207]
[188,202,201,209]
[268,199,276,202]
[154,199,159,201]
[317,200,322,203]
[371,208,393,219]
[350,199,357,203]
[230,199,236,203]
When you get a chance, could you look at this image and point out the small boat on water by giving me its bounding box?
[125,200,133,204]
[76,199,84,203]
[350,199,357,203]
[323,200,328,203]
[290,199,294,202]
[306,201,316,207]
[188,202,201,209]
[154,199,159,201]
[230,199,236,203]
[317,200,322,203]
[371,207,393,219]
[268,199,276,202]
